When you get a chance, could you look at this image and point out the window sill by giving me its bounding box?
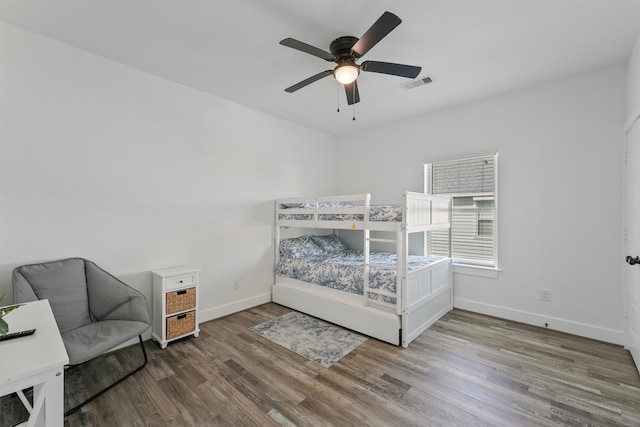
[453,263,500,278]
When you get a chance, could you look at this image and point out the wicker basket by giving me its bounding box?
[166,311,195,340]
[166,287,196,315]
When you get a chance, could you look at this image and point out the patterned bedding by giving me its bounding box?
[278,202,402,222]
[275,235,442,304]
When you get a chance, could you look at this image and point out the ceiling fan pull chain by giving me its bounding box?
[352,84,356,121]
[337,82,341,112]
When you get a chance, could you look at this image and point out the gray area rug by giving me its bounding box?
[250,312,367,368]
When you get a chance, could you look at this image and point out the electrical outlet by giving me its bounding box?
[540,289,551,302]
[624,306,628,318]
[233,280,239,290]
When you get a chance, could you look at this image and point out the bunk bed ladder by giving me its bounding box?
[396,230,404,317]
[401,193,409,345]
[363,196,370,307]
[364,233,403,315]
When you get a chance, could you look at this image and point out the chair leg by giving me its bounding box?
[64,335,148,416]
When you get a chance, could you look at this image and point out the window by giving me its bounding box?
[425,154,498,269]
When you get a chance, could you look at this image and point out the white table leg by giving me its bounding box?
[44,369,65,427]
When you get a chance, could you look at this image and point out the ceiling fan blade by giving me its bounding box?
[280,38,335,61]
[351,11,402,58]
[285,70,333,93]
[361,61,421,79]
[345,80,360,105]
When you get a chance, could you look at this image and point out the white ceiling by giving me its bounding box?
[1,0,640,136]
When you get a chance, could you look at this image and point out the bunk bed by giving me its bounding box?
[273,192,453,348]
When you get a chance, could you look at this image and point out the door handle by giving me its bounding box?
[626,255,640,265]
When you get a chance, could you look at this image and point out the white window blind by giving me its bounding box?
[425,154,498,268]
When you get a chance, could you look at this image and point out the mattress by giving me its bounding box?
[275,249,442,304]
[278,202,402,222]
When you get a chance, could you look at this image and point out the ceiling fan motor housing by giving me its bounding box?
[330,36,360,84]
[330,36,359,59]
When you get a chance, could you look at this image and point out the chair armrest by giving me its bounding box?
[12,270,39,303]
[85,261,151,325]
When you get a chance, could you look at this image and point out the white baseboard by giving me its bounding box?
[199,292,272,323]
[454,298,626,345]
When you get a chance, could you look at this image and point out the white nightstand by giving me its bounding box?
[151,266,201,349]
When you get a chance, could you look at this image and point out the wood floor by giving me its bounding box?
[2,303,640,426]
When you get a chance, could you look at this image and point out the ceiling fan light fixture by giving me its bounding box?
[333,63,360,85]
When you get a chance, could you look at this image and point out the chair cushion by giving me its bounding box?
[63,319,150,365]
[14,258,92,334]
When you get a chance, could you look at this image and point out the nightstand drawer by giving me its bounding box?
[166,274,196,291]
[166,311,196,340]
[165,287,196,315]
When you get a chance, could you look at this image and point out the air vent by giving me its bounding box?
[400,75,433,90]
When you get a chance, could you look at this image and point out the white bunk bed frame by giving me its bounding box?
[273,192,453,348]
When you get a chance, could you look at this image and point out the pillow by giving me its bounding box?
[310,235,348,255]
[280,236,324,258]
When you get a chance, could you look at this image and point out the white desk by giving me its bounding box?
[0,299,69,427]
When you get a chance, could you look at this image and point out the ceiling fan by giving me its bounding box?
[280,11,421,105]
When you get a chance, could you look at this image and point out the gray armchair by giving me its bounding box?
[12,257,151,416]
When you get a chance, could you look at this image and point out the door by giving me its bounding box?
[625,118,640,373]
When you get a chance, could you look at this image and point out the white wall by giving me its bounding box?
[336,64,627,344]
[629,31,640,127]
[0,23,337,322]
